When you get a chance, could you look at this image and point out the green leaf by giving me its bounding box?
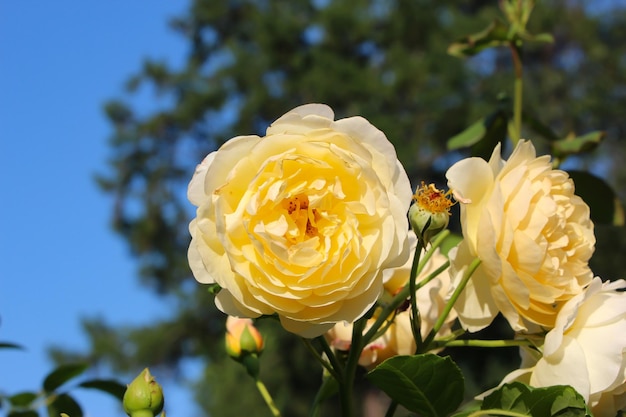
[447,118,488,150]
[42,363,88,393]
[447,110,508,159]
[47,393,83,417]
[367,354,464,417]
[8,411,39,417]
[310,376,338,417]
[568,170,625,225]
[482,381,532,413]
[8,392,38,407]
[78,379,127,401]
[472,111,508,160]
[0,342,25,350]
[481,382,590,417]
[437,232,463,256]
[522,113,559,141]
[552,131,605,158]
[448,19,510,57]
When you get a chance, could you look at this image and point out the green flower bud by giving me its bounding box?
[409,182,453,245]
[123,368,164,417]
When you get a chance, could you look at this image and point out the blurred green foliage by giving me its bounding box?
[0,346,125,417]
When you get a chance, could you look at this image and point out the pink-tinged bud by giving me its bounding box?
[225,317,264,359]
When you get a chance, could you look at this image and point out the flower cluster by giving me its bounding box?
[188,104,625,415]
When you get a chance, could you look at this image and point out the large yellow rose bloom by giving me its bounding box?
[188,104,412,337]
[446,140,595,332]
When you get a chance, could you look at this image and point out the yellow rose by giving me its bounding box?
[188,104,412,337]
[446,140,595,332]
[326,233,455,368]
[500,278,626,417]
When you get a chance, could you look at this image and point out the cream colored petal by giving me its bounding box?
[279,316,335,338]
[446,156,495,249]
[332,116,405,189]
[267,104,334,135]
[446,157,494,206]
[215,290,262,318]
[575,318,626,393]
[501,140,538,176]
[532,335,591,401]
[187,152,216,206]
[544,278,602,356]
[486,141,505,175]
[187,238,215,284]
[204,135,259,195]
[449,241,499,332]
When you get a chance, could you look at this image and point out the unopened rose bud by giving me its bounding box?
[123,368,164,417]
[225,316,264,378]
[225,316,264,358]
[409,182,453,245]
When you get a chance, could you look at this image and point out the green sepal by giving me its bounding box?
[240,353,261,379]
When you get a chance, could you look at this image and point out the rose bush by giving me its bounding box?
[446,140,595,332]
[500,277,626,417]
[188,104,412,337]
[326,233,455,368]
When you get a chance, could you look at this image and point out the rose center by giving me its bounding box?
[282,194,321,242]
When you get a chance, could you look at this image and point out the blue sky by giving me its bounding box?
[0,2,195,416]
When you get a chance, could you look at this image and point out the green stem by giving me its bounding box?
[362,230,451,347]
[421,257,481,351]
[440,339,532,348]
[416,230,450,272]
[301,337,342,381]
[340,317,367,417]
[409,239,424,347]
[509,42,523,146]
[385,400,398,417]
[255,378,282,417]
[466,409,529,417]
